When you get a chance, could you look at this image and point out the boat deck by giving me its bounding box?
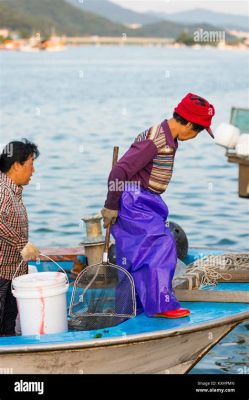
[0,300,248,349]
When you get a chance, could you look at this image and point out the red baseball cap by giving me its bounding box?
[174,93,215,139]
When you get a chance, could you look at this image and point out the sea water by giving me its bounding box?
[0,45,248,373]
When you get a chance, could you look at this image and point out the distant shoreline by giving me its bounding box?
[64,36,247,49]
[65,36,175,45]
[1,36,248,51]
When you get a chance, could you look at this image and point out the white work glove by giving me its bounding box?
[101,208,118,228]
[21,242,40,261]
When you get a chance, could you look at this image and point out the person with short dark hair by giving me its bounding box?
[0,139,40,336]
[102,93,215,319]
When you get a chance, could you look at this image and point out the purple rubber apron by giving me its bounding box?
[111,186,181,316]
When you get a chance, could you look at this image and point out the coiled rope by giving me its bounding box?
[184,253,249,288]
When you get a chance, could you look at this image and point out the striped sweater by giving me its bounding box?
[104,119,178,210]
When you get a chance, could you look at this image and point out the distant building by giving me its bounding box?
[125,23,142,29]
[0,29,10,38]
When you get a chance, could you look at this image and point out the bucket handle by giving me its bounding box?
[40,254,69,287]
[11,254,69,293]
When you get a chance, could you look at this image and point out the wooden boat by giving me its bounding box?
[0,247,248,374]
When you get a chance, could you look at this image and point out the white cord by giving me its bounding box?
[186,258,232,288]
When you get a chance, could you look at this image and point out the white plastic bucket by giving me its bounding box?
[214,123,240,148]
[15,265,39,335]
[12,272,68,336]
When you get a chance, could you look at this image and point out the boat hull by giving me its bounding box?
[0,312,247,374]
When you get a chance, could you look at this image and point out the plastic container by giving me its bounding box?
[214,123,240,148]
[12,272,68,336]
[236,134,249,157]
[15,265,38,334]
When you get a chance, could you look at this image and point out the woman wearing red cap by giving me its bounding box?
[102,93,215,319]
